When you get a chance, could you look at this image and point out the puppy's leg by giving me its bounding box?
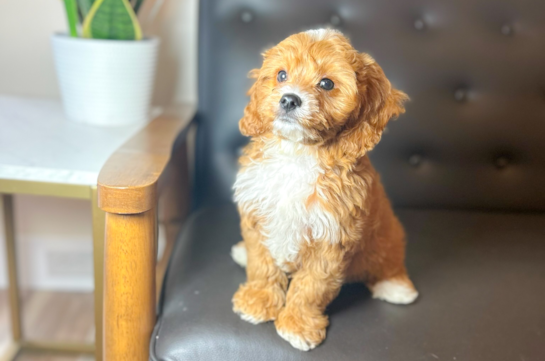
[232,211,288,324]
[347,210,418,305]
[275,242,346,351]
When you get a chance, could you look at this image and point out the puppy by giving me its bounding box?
[231,29,418,351]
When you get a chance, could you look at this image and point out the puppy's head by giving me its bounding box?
[239,29,408,158]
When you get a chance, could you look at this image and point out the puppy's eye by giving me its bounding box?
[277,70,287,82]
[319,78,334,90]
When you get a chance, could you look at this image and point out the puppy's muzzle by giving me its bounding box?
[280,93,302,112]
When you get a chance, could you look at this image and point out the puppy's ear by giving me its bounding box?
[338,53,408,158]
[239,69,267,137]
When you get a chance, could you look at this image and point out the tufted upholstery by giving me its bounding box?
[152,1,545,360]
[194,0,545,211]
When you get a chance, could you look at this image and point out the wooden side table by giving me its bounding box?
[0,95,188,361]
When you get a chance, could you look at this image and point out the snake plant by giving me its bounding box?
[63,0,79,37]
[77,0,95,19]
[62,0,145,40]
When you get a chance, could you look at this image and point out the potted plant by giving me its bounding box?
[52,0,159,126]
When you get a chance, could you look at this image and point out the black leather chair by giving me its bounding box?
[151,0,545,359]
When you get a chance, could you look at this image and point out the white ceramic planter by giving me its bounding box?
[51,34,159,127]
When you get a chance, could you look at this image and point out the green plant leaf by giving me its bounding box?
[77,0,95,18]
[63,0,79,37]
[82,0,142,40]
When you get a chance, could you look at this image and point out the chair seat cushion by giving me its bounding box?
[151,206,545,361]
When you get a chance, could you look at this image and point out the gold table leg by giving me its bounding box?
[91,186,105,361]
[1,190,99,360]
[1,194,23,342]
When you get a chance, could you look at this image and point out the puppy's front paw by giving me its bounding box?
[275,307,328,351]
[232,282,285,324]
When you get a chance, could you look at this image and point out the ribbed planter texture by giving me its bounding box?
[52,34,159,126]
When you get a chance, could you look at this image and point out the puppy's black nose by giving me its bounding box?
[280,93,302,112]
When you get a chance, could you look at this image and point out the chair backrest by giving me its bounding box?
[194,0,545,211]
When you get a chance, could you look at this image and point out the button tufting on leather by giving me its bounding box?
[191,0,545,212]
[454,88,467,102]
[240,11,254,23]
[495,156,509,169]
[414,18,426,31]
[409,154,422,167]
[501,24,513,36]
[330,14,342,27]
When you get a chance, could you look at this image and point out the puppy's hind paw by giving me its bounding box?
[371,277,419,305]
[231,241,247,268]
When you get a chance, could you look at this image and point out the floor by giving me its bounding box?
[0,290,94,361]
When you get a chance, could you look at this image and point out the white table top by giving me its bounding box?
[0,95,153,186]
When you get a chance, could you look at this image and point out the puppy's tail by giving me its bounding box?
[231,241,247,268]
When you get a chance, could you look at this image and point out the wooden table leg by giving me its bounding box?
[91,186,105,361]
[104,208,157,361]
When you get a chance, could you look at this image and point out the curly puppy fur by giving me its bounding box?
[232,29,418,351]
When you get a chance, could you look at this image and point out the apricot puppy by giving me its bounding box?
[232,29,418,351]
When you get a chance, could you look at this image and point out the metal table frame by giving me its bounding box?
[0,178,104,361]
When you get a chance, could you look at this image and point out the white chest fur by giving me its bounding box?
[234,140,340,269]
